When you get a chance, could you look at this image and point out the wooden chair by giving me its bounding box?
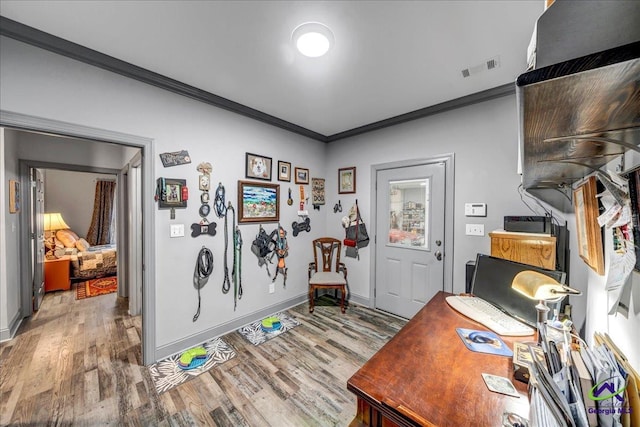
[308,237,348,313]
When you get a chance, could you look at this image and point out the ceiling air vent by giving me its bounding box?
[461,56,501,78]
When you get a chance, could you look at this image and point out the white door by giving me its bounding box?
[375,163,446,319]
[32,168,45,310]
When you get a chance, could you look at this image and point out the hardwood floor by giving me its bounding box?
[0,287,406,426]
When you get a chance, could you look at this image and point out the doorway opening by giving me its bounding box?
[1,110,156,365]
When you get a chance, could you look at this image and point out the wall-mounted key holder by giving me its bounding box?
[156,178,188,209]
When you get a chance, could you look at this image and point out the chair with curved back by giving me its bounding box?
[308,237,348,313]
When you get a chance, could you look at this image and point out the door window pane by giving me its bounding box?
[388,178,429,248]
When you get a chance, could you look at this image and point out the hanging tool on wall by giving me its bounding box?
[272,224,289,287]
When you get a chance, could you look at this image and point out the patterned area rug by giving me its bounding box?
[76,276,117,300]
[237,311,300,346]
[148,337,236,394]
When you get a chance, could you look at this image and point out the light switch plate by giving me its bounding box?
[269,283,275,294]
[465,224,485,236]
[170,224,185,238]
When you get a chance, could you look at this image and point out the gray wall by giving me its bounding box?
[0,129,21,340]
[0,36,326,355]
[43,169,116,238]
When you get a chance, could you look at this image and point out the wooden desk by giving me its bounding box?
[347,291,529,426]
[44,257,71,292]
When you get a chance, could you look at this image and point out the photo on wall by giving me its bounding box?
[245,153,272,181]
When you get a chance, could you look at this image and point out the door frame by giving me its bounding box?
[1,110,157,366]
[369,154,455,307]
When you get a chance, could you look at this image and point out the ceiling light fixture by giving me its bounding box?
[292,22,334,58]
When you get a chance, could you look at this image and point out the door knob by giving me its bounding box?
[434,250,442,261]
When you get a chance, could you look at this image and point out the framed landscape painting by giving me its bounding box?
[238,181,280,223]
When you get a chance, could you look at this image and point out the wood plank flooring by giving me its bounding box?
[0,287,406,426]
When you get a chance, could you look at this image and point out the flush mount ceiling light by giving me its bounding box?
[292,22,334,58]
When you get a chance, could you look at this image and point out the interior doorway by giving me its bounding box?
[1,110,157,365]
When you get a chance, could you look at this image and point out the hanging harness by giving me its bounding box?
[251,225,278,277]
[192,246,213,322]
[272,225,288,287]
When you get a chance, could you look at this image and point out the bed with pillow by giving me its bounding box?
[54,229,117,280]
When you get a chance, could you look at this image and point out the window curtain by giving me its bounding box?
[86,180,116,245]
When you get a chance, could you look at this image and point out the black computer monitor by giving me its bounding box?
[471,254,567,327]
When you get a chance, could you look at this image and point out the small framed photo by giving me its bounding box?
[339,167,356,194]
[295,167,309,184]
[157,178,188,209]
[9,180,20,213]
[199,174,210,191]
[245,152,272,181]
[238,180,280,223]
[278,161,291,182]
[573,175,604,275]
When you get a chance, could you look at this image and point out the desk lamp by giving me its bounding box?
[44,212,70,258]
[511,270,581,343]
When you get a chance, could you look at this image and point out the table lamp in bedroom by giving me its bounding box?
[44,212,70,259]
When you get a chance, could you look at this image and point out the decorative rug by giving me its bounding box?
[237,311,300,346]
[148,337,236,394]
[76,276,117,300]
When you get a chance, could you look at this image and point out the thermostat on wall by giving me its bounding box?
[465,203,487,217]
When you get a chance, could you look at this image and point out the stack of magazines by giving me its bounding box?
[527,328,639,427]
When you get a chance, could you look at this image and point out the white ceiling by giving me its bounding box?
[0,1,544,137]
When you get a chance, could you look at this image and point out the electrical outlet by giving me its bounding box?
[269,283,275,294]
[170,224,185,238]
[465,224,484,236]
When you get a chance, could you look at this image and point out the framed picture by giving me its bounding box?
[9,180,20,213]
[311,178,325,205]
[573,176,604,275]
[157,178,188,209]
[339,167,356,194]
[198,174,210,191]
[295,167,309,184]
[278,161,291,182]
[238,180,280,223]
[245,152,272,181]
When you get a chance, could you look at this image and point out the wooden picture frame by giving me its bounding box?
[573,176,604,275]
[9,180,20,213]
[157,178,188,209]
[245,152,272,181]
[238,180,280,223]
[339,167,356,194]
[295,167,309,184]
[278,161,291,182]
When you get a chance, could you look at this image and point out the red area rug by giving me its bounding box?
[76,276,117,300]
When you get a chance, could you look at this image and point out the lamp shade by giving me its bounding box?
[511,270,581,302]
[44,213,70,231]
